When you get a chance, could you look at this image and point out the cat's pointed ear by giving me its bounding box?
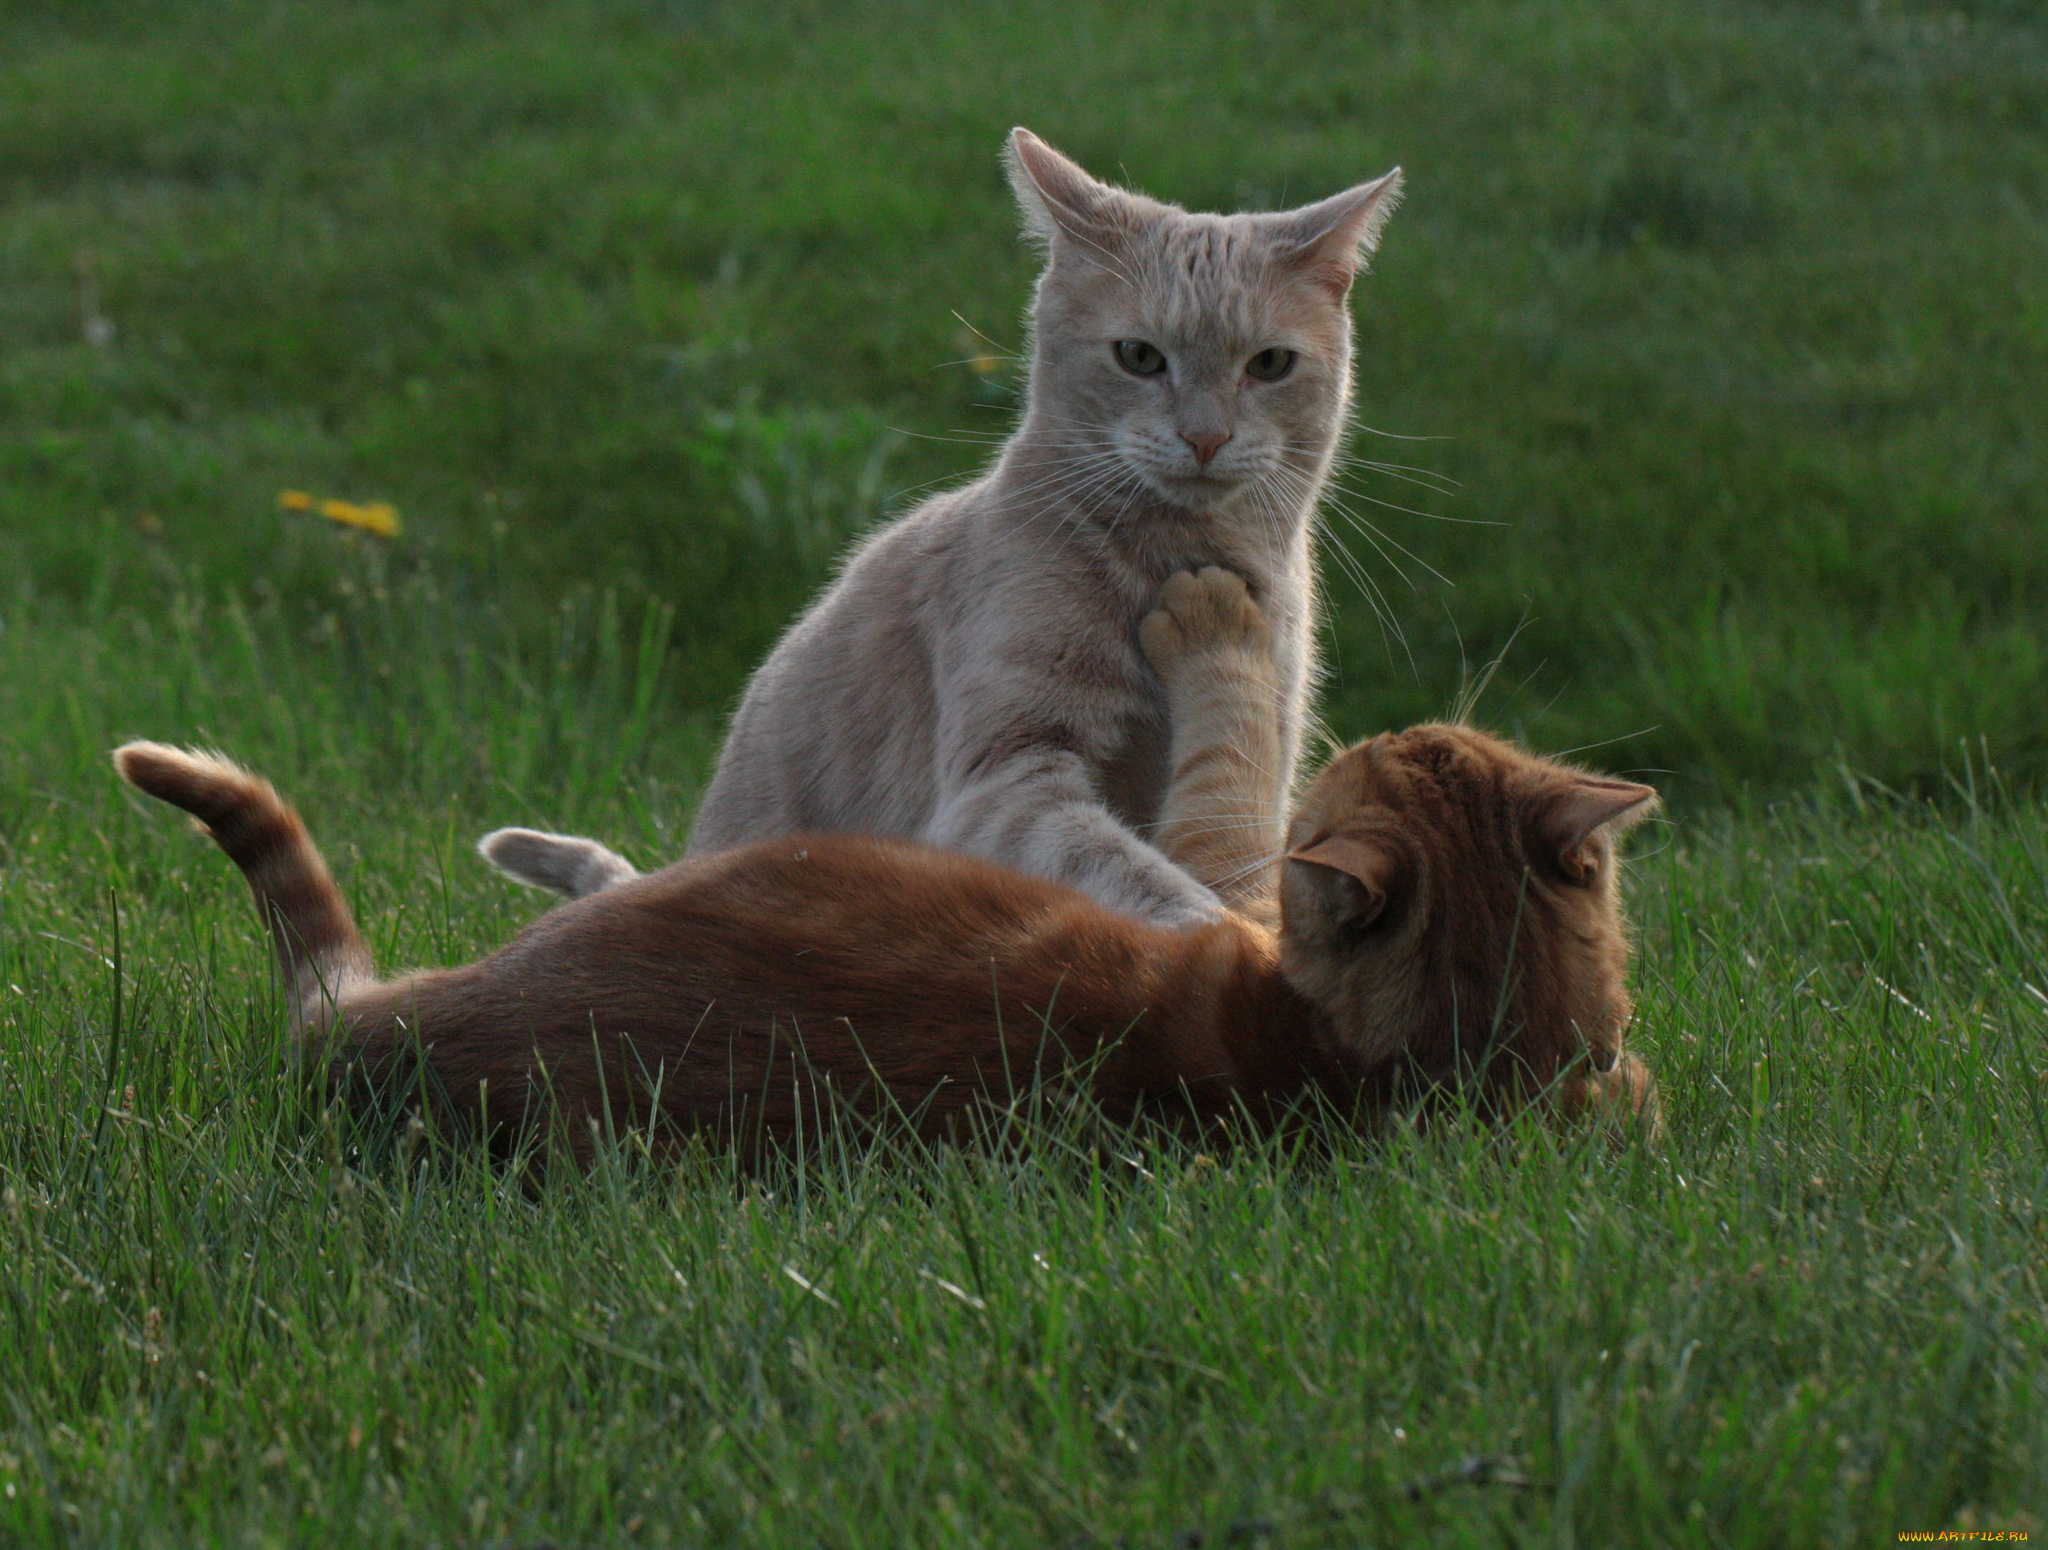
[1272,168,1404,302]
[1286,833,1396,931]
[1006,128,1136,255]
[1539,778,1659,881]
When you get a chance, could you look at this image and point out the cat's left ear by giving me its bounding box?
[1272,168,1404,302]
[1538,778,1659,882]
[1006,128,1139,256]
[1286,832,1397,931]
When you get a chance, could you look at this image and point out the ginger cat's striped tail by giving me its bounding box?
[114,742,374,1030]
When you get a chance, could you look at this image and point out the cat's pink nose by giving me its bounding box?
[1183,430,1232,468]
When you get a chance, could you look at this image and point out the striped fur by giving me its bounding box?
[116,714,1659,1163]
[1276,724,1663,1130]
[112,743,374,1031]
[1139,566,1286,925]
[116,589,1661,1160]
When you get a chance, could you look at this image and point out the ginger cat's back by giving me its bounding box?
[364,836,1320,1150]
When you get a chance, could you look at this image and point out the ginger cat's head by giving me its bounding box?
[1277,724,1659,1118]
[1006,128,1400,516]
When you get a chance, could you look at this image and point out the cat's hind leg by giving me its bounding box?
[478,828,642,899]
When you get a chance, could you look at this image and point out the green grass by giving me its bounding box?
[4,0,2047,1543]
[4,589,2046,1543]
[5,0,2045,794]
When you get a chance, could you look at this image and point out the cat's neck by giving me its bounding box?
[1138,920,1365,1128]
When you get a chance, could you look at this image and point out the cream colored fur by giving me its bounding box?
[484,566,1289,912]
[1139,567,1286,924]
[491,130,1401,926]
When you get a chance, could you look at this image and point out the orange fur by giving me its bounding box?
[113,742,373,1031]
[115,725,1659,1164]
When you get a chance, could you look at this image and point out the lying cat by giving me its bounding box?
[487,131,1406,927]
[116,574,1657,1160]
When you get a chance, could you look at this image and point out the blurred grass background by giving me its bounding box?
[6,0,2043,800]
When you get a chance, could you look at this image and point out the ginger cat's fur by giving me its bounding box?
[117,575,1658,1161]
[500,131,1406,928]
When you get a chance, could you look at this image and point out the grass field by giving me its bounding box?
[3,0,2046,1543]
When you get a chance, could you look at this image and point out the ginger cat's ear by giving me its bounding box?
[1006,128,1137,254]
[1539,778,1659,881]
[1286,833,1397,931]
[1271,168,1404,301]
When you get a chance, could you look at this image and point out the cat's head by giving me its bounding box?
[1005,129,1401,516]
[1276,724,1659,1121]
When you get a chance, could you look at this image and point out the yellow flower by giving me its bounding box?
[318,499,402,539]
[279,489,401,538]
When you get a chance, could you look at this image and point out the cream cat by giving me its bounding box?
[486,130,1402,925]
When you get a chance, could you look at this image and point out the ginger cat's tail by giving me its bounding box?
[114,742,375,1030]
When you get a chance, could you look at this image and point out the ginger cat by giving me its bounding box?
[116,574,1658,1161]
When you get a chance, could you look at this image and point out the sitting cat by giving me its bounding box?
[486,131,1406,927]
[115,574,1658,1161]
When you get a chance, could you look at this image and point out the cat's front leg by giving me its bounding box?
[1140,567,1287,918]
[926,713,1225,928]
[1565,1050,1664,1145]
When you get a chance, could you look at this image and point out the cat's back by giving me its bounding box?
[350,828,1278,1147]
[465,828,1177,1040]
[686,486,981,851]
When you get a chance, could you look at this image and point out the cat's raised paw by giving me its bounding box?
[1140,566,1272,676]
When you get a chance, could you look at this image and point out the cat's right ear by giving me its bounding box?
[1286,833,1396,931]
[1006,128,1135,256]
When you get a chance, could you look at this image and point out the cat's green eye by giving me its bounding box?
[1114,339,1167,376]
[1245,347,1296,382]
